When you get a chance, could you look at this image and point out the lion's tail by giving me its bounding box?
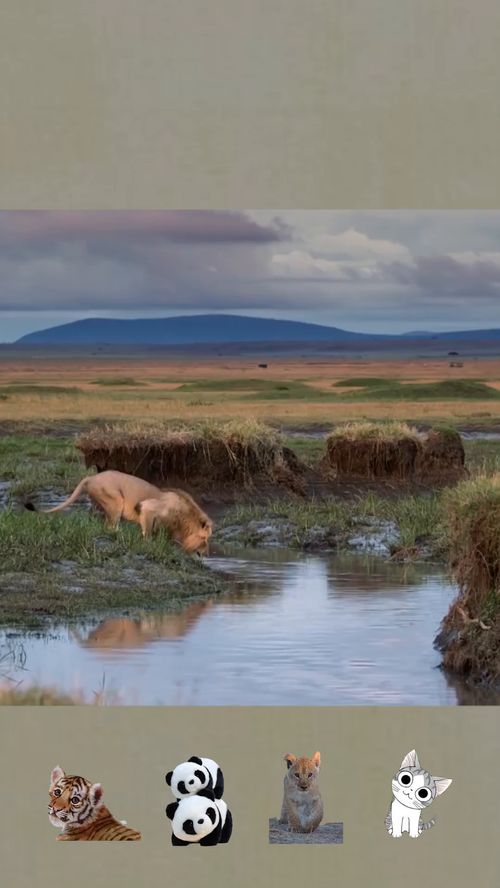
[25,478,89,514]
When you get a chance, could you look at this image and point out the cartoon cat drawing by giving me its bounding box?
[385,749,452,839]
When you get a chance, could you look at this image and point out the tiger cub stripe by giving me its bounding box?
[48,766,141,841]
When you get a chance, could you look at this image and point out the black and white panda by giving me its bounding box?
[166,789,233,846]
[165,756,224,800]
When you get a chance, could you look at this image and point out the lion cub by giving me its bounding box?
[279,752,323,833]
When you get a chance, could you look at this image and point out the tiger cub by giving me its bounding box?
[48,766,141,841]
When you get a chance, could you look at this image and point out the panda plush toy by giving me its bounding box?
[166,789,233,846]
[166,756,224,801]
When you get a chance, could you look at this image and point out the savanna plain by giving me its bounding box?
[1,349,500,706]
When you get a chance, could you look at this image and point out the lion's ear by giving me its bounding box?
[284,754,296,769]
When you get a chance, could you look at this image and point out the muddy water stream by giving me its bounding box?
[0,546,489,705]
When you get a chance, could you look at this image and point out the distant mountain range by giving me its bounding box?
[15,314,500,347]
[17,315,387,345]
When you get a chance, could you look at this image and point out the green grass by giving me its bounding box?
[186,399,216,407]
[226,496,352,532]
[173,377,500,403]
[0,685,81,705]
[0,384,81,395]
[247,383,329,401]
[381,494,444,551]
[0,434,74,459]
[464,439,500,475]
[429,422,461,438]
[91,377,147,386]
[333,377,390,387]
[221,491,444,555]
[284,435,325,464]
[0,510,227,628]
[180,378,277,391]
[0,434,84,496]
[180,378,323,400]
[333,379,500,401]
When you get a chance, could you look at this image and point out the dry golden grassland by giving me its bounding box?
[1,355,500,426]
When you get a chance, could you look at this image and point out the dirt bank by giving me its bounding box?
[268,818,343,845]
[76,420,308,499]
[323,422,465,485]
[435,474,500,687]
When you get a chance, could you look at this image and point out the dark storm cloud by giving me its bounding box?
[388,254,500,292]
[0,211,291,314]
[0,210,290,250]
[1,211,500,339]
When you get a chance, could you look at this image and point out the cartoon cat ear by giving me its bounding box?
[400,749,420,770]
[89,783,103,806]
[50,765,65,785]
[434,777,452,796]
[312,752,321,768]
[284,754,296,769]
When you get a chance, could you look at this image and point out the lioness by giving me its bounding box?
[25,469,213,555]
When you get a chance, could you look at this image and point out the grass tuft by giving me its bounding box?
[92,377,147,386]
[324,421,464,483]
[332,379,500,401]
[75,419,304,491]
[328,420,420,441]
[436,474,500,684]
[0,685,81,705]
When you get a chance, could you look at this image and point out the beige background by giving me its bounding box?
[1,0,500,208]
[0,707,498,886]
[1,2,500,886]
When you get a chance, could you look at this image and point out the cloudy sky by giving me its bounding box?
[1,210,500,341]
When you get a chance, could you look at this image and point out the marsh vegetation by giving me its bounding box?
[2,353,500,700]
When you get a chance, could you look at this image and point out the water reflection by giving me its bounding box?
[0,547,489,706]
[72,602,213,650]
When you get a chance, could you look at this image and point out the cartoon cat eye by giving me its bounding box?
[416,788,431,801]
[398,771,413,786]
